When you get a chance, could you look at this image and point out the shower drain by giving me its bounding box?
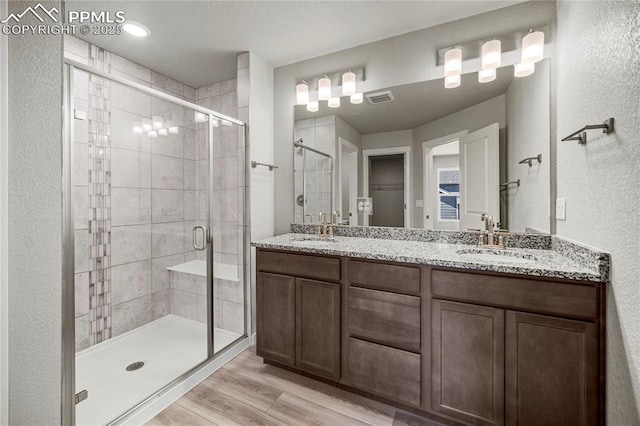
[126,361,145,372]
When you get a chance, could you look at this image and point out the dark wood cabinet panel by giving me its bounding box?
[347,337,421,407]
[348,259,421,295]
[347,286,421,352]
[431,300,505,426]
[431,269,598,320]
[296,278,341,380]
[505,311,598,426]
[256,272,296,366]
[257,250,340,282]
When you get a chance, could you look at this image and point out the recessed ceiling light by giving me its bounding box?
[122,21,150,38]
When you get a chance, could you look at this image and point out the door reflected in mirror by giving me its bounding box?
[294,59,551,234]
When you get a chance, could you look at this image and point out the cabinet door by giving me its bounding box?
[432,300,504,426]
[506,311,598,426]
[296,278,341,380]
[256,272,295,366]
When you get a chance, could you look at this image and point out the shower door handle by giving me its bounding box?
[192,226,209,251]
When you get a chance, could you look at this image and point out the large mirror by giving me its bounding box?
[293,59,551,234]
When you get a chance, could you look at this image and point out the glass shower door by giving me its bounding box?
[71,64,213,425]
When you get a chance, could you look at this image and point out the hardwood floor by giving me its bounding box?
[147,347,442,426]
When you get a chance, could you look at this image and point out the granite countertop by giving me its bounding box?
[252,233,608,282]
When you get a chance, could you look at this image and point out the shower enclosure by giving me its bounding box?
[294,139,334,224]
[62,53,249,425]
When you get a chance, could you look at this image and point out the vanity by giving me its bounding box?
[253,229,608,426]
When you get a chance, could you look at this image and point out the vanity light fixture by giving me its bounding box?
[318,76,332,101]
[481,39,501,70]
[342,71,356,96]
[478,68,496,83]
[122,21,150,38]
[444,47,462,77]
[444,74,461,89]
[147,130,158,138]
[521,30,545,64]
[514,61,535,78]
[328,97,340,108]
[306,100,319,112]
[350,93,363,104]
[296,81,309,105]
[168,126,179,134]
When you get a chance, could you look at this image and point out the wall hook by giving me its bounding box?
[518,154,542,167]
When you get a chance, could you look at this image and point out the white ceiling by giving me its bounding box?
[66,1,525,88]
[295,67,514,134]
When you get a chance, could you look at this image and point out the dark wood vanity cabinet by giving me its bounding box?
[255,248,605,426]
[431,300,505,426]
[256,250,341,380]
[431,269,602,426]
[505,311,598,426]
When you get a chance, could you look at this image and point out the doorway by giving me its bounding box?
[337,138,358,226]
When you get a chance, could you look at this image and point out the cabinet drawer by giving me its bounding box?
[257,249,340,282]
[348,260,420,295]
[347,287,421,352]
[431,269,598,320]
[347,338,421,407]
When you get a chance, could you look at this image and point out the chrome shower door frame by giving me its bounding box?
[61,59,249,426]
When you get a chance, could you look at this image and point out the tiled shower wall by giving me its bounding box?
[195,65,246,335]
[65,36,246,351]
[294,116,336,224]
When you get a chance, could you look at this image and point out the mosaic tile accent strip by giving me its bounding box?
[88,46,112,346]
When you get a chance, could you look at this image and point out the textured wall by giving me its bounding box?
[7,1,63,423]
[556,1,640,423]
[274,1,556,234]
[505,59,551,233]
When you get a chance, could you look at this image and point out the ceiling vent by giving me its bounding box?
[365,90,395,105]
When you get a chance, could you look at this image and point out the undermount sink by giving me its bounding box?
[290,236,337,247]
[456,248,539,264]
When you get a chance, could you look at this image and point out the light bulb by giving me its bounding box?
[141,119,152,132]
[306,101,319,112]
[444,74,461,89]
[152,116,163,129]
[328,97,341,108]
[342,71,356,96]
[211,119,219,127]
[478,68,496,83]
[147,130,158,138]
[514,62,535,77]
[350,93,363,104]
[132,125,143,134]
[521,30,544,64]
[444,48,462,77]
[158,128,168,136]
[296,82,309,105]
[318,77,331,101]
[481,39,501,70]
